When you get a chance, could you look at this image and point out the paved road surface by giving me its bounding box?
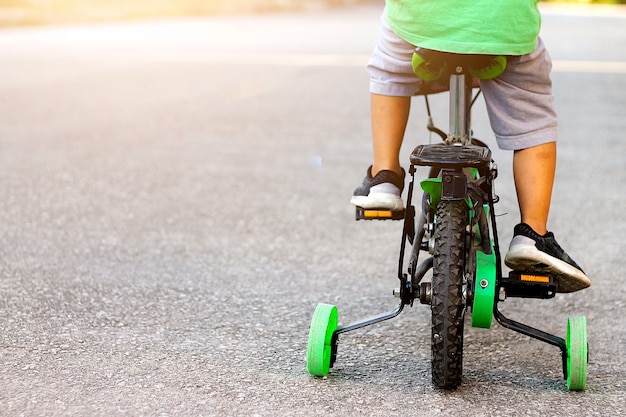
[1,3,625,416]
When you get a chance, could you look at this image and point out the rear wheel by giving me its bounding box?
[431,200,468,389]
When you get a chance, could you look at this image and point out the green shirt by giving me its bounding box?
[386,0,542,55]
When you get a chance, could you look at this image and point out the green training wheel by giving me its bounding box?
[306,303,338,376]
[566,316,588,391]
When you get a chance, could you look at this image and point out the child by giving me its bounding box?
[351,1,590,292]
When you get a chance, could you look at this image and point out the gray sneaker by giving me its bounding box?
[350,166,405,211]
[505,223,591,293]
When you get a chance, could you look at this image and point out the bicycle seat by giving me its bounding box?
[412,48,507,82]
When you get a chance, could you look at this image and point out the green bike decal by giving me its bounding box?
[472,248,496,329]
[420,178,442,209]
[472,203,495,328]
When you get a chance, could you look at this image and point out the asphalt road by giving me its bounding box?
[1,3,625,416]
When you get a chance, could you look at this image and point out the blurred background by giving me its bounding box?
[0,0,367,26]
[1,0,624,27]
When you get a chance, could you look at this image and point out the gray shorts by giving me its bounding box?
[368,13,558,150]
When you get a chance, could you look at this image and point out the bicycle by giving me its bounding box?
[306,48,588,390]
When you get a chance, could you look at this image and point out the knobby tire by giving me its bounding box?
[431,200,468,389]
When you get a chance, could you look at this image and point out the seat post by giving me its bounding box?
[447,70,472,145]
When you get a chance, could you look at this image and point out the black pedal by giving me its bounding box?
[355,207,405,221]
[501,271,556,299]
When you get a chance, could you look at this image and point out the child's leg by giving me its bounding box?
[481,37,559,234]
[481,38,589,291]
[352,12,417,211]
[371,93,411,177]
[513,142,556,235]
[350,93,409,211]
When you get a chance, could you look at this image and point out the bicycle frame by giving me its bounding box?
[401,67,498,312]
